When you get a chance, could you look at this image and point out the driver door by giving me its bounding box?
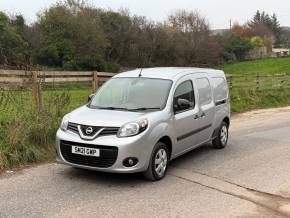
[173,76,200,155]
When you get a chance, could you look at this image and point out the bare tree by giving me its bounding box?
[167,10,220,66]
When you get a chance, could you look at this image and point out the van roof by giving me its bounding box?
[114,67,224,80]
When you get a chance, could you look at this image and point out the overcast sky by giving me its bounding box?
[0,0,289,29]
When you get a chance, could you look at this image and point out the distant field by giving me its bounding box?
[222,57,290,74]
[0,89,90,122]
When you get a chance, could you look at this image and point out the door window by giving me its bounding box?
[173,80,195,113]
[212,77,228,101]
[196,78,212,106]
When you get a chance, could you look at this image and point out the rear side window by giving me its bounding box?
[196,78,212,106]
[212,77,228,101]
[173,80,195,112]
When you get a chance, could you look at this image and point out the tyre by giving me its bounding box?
[212,121,229,149]
[143,142,169,181]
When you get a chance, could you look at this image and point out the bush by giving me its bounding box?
[0,91,70,171]
[104,62,120,73]
[223,34,254,61]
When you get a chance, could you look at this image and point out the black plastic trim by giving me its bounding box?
[215,99,227,106]
[177,124,212,141]
[60,140,118,168]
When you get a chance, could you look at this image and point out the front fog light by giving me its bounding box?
[123,157,138,167]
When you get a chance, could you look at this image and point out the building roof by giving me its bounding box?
[115,67,223,80]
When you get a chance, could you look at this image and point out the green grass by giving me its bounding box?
[222,57,290,74]
[221,57,290,112]
[0,88,91,171]
[48,89,91,110]
[0,89,91,121]
[230,88,290,112]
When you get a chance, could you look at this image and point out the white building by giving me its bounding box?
[272,48,290,57]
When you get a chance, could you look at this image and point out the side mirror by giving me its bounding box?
[88,94,95,102]
[174,98,191,112]
[178,98,191,108]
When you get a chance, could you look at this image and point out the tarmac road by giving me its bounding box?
[1,107,290,218]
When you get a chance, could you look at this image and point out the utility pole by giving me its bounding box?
[230,19,232,31]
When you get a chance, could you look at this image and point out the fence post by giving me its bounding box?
[256,73,260,91]
[31,71,42,112]
[228,75,232,90]
[92,71,99,92]
[279,73,285,89]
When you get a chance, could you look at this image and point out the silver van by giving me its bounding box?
[56,68,230,181]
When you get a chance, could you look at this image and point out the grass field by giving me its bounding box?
[222,57,290,74]
[221,57,290,112]
[0,88,91,171]
[0,89,90,121]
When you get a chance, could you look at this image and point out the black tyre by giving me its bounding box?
[212,121,229,149]
[143,142,169,181]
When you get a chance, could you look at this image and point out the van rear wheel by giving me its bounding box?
[143,142,169,181]
[212,121,229,149]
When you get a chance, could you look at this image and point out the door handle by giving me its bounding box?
[200,112,206,118]
[194,115,199,120]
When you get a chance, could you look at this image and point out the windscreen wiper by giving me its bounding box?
[97,106,130,111]
[129,107,161,111]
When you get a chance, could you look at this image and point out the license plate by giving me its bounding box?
[72,146,100,157]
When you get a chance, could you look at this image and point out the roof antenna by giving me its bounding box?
[138,68,143,77]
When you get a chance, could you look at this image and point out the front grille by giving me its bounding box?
[67,122,119,137]
[100,127,120,136]
[60,140,118,168]
[67,123,78,134]
[79,125,103,136]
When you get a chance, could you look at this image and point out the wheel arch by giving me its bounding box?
[223,116,230,126]
[212,116,230,139]
[157,136,173,159]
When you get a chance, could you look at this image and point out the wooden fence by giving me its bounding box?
[1,70,290,111]
[227,73,290,90]
[0,70,115,111]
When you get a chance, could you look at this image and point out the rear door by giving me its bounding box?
[172,75,200,154]
[194,74,215,144]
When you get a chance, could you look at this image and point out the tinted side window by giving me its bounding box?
[174,81,195,113]
[196,78,212,106]
[212,77,228,101]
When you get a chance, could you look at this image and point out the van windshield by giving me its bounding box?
[89,77,172,111]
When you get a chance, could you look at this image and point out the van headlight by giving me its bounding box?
[117,119,148,137]
[60,115,70,131]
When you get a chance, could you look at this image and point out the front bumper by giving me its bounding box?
[55,129,154,173]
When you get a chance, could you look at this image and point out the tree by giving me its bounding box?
[0,12,28,67]
[36,0,112,71]
[232,24,250,37]
[250,36,264,47]
[271,13,282,45]
[253,10,261,23]
[0,4,226,69]
[167,10,220,66]
[249,10,281,45]
[223,34,253,61]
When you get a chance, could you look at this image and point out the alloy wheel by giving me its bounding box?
[154,148,168,177]
[220,125,228,145]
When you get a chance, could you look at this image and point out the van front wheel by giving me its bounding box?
[143,142,169,181]
[212,121,229,149]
